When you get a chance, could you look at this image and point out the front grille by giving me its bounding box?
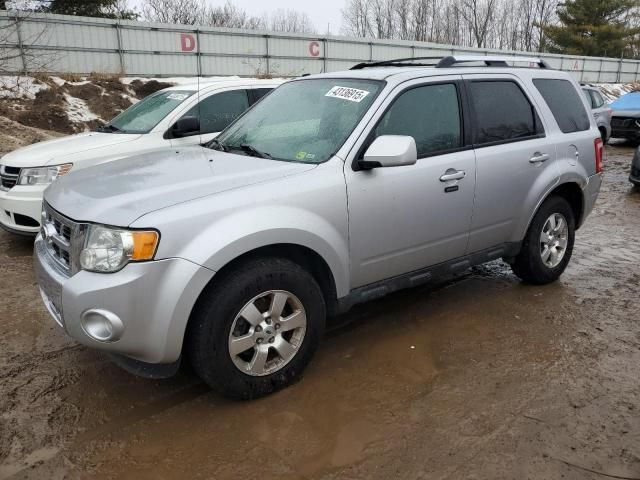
[14,213,40,228]
[611,117,639,128]
[41,203,85,275]
[0,165,20,191]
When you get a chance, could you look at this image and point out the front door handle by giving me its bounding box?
[529,152,550,164]
[439,169,466,182]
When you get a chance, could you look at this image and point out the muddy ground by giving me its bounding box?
[0,144,639,480]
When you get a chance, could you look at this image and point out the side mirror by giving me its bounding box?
[358,135,417,170]
[170,116,200,138]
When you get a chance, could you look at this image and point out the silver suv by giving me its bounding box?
[34,56,603,399]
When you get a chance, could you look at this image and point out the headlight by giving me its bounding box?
[18,163,73,186]
[79,225,159,273]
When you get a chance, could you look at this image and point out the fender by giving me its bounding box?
[158,205,350,298]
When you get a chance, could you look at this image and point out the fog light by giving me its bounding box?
[80,309,124,342]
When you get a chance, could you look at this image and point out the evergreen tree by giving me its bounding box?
[543,0,640,57]
[42,0,137,19]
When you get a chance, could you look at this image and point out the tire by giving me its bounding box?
[186,257,325,400]
[511,196,575,285]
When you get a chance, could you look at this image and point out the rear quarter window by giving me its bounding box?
[533,79,590,133]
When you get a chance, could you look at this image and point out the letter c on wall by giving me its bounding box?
[181,33,196,52]
[308,41,320,57]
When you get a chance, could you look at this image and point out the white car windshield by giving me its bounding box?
[104,90,194,134]
[214,79,383,163]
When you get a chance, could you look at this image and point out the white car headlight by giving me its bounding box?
[79,225,159,273]
[17,163,73,186]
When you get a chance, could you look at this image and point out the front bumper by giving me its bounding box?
[581,173,602,225]
[34,235,215,364]
[0,185,47,234]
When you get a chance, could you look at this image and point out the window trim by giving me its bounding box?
[352,79,470,170]
[465,78,546,149]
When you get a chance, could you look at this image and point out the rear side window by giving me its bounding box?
[533,79,590,133]
[182,90,250,134]
[249,88,273,104]
[468,81,538,145]
[374,83,462,157]
[589,90,605,108]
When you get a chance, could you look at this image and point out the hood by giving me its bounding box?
[610,92,640,113]
[45,146,317,227]
[612,109,640,118]
[0,132,142,167]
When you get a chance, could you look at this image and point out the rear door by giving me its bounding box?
[463,74,558,253]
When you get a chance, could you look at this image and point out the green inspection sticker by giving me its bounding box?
[296,151,307,160]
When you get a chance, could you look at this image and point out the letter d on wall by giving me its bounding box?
[180,33,196,52]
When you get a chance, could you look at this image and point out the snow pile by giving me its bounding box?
[595,83,640,102]
[0,76,49,99]
[63,93,99,123]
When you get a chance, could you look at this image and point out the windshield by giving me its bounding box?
[215,79,383,163]
[106,90,195,134]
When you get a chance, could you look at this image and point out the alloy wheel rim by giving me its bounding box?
[540,212,569,268]
[228,290,307,376]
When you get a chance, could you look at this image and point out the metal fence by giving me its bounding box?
[1,11,640,83]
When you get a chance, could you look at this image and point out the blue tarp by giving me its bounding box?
[610,92,640,110]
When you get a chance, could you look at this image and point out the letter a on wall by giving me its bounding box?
[181,33,196,52]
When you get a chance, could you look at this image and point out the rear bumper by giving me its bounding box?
[581,173,602,225]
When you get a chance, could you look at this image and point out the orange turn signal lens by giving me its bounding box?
[131,231,159,260]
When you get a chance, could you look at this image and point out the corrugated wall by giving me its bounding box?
[1,11,638,83]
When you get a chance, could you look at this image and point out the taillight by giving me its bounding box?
[594,138,604,174]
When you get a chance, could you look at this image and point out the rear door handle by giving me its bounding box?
[529,153,550,164]
[439,169,466,182]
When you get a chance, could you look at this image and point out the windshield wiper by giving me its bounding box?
[207,139,228,152]
[94,123,122,133]
[235,143,273,159]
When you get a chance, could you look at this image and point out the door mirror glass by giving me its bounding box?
[360,135,417,169]
[171,116,200,137]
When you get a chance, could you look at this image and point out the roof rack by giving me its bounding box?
[350,54,553,70]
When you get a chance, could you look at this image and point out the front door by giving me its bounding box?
[345,79,476,288]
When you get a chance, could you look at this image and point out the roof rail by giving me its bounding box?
[436,55,552,69]
[350,54,553,70]
[350,56,443,70]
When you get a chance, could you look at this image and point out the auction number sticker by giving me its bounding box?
[325,86,370,102]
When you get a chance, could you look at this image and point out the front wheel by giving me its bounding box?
[187,257,326,400]
[511,196,575,285]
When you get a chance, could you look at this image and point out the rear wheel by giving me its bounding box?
[511,196,575,285]
[187,257,325,399]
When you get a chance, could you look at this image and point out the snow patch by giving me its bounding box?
[0,76,49,99]
[594,83,639,102]
[63,93,98,125]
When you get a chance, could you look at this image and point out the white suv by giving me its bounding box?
[0,78,283,235]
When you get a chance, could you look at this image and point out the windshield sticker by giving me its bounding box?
[296,151,316,160]
[325,86,370,103]
[167,93,189,101]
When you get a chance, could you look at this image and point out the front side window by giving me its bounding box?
[108,90,194,134]
[181,90,250,134]
[469,81,538,145]
[215,79,383,163]
[533,79,590,133]
[373,83,462,157]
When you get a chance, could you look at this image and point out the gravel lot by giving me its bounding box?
[1,144,639,480]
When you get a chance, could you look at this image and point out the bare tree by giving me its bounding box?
[142,0,205,25]
[268,9,316,33]
[205,1,264,29]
